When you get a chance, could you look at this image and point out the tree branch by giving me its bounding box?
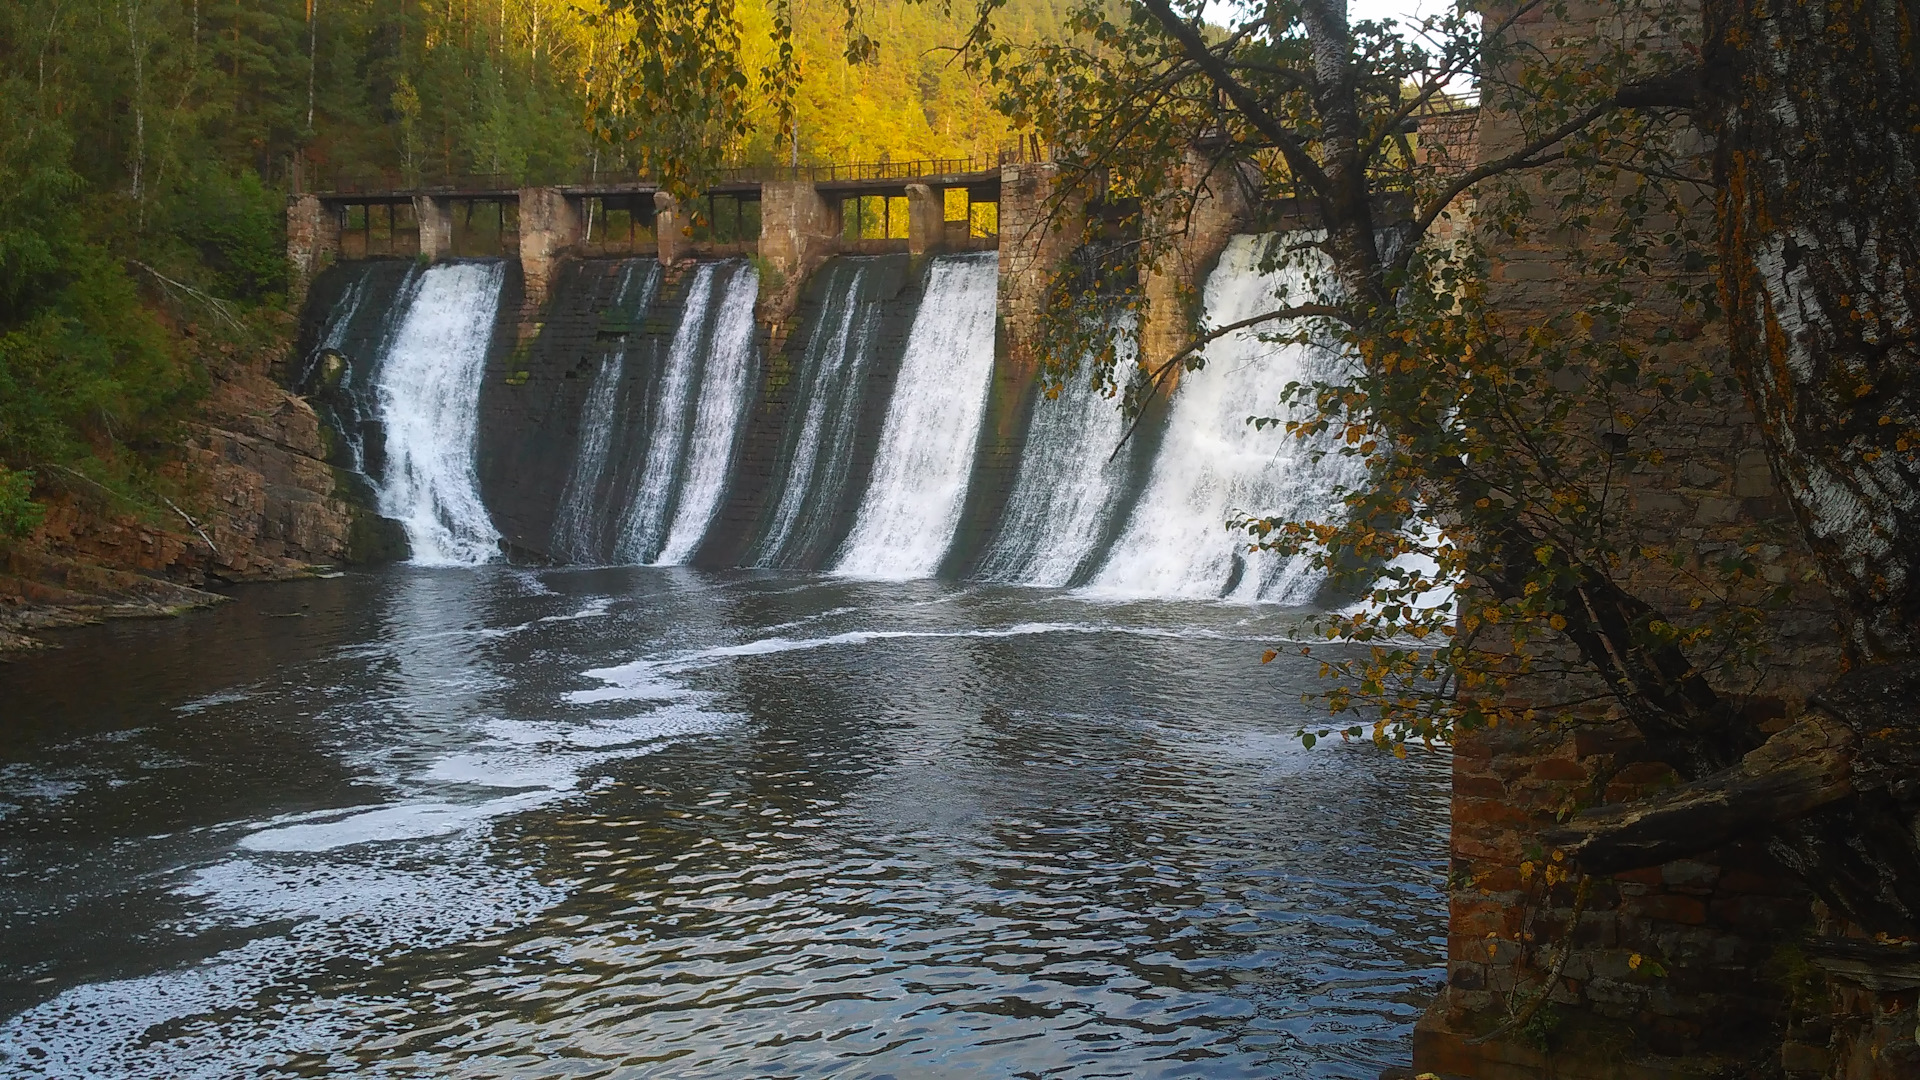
[1109,302,1349,460]
[1137,0,1334,199]
[1401,67,1702,261]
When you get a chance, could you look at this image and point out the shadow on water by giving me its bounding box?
[0,565,1446,1078]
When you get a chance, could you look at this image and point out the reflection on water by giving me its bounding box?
[0,567,1446,1078]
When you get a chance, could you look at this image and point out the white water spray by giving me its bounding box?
[977,319,1137,587]
[1088,235,1359,602]
[754,264,876,565]
[551,263,660,562]
[618,264,720,562]
[656,262,760,565]
[375,262,506,566]
[834,253,1000,579]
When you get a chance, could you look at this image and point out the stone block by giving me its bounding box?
[904,183,944,256]
[517,187,580,317]
[414,195,452,260]
[286,194,340,308]
[655,191,686,265]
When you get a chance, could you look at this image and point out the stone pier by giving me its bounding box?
[1138,150,1257,372]
[413,195,453,261]
[517,187,580,314]
[654,192,686,265]
[996,162,1086,370]
[756,180,842,348]
[905,183,945,256]
[286,194,340,309]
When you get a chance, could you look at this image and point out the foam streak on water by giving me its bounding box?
[1088,234,1361,602]
[834,253,1000,579]
[374,261,506,565]
[619,264,720,562]
[656,262,760,565]
[0,569,1445,1079]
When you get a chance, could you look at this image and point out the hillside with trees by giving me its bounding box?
[0,0,1069,560]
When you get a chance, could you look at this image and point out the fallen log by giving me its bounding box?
[1544,663,1920,937]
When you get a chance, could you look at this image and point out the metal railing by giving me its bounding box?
[304,150,1030,199]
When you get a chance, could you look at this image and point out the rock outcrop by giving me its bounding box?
[0,323,377,653]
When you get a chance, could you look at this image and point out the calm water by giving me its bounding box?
[0,567,1445,1078]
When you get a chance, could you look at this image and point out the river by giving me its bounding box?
[0,567,1444,1078]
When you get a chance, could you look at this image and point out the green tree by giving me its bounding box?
[941,0,1920,962]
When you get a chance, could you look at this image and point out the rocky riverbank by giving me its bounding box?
[0,324,393,654]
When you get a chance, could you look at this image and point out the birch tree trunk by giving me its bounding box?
[1566,0,1920,939]
[1706,0,1920,666]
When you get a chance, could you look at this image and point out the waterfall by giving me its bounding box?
[833,253,999,580]
[374,261,506,566]
[975,318,1137,587]
[655,262,760,565]
[1086,234,1359,602]
[551,262,661,562]
[306,264,422,477]
[300,267,370,388]
[617,264,722,562]
[752,262,883,566]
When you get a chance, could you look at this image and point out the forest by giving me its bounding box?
[0,0,1067,534]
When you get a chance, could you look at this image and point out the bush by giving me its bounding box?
[160,167,287,304]
[0,466,42,538]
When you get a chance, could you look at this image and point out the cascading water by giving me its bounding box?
[303,264,422,477]
[751,261,883,566]
[298,232,1364,600]
[834,254,1001,579]
[655,262,760,565]
[1086,234,1360,602]
[617,264,721,562]
[974,318,1138,587]
[551,263,662,562]
[374,261,507,566]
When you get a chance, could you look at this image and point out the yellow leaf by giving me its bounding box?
[1261,649,1278,664]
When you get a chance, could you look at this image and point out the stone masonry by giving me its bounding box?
[1409,1,1865,1077]
[517,186,581,322]
[414,195,453,261]
[285,194,340,310]
[1139,151,1258,370]
[996,161,1086,371]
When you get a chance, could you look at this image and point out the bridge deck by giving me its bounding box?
[309,157,1010,204]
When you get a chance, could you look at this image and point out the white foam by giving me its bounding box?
[1088,234,1360,602]
[656,262,761,565]
[374,261,507,566]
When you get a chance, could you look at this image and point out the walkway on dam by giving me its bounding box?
[294,155,1015,263]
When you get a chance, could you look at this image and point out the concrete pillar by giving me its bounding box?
[756,180,842,350]
[413,195,453,261]
[517,187,580,313]
[286,194,339,309]
[1138,150,1257,371]
[654,191,685,266]
[758,181,838,285]
[905,183,945,256]
[996,162,1086,370]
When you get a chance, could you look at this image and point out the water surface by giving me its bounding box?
[0,568,1444,1078]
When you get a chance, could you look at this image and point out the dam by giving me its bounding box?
[289,151,1390,603]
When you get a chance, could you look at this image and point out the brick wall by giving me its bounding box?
[1409,1,1852,1076]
